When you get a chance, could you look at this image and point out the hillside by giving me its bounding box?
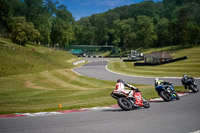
[0,38,77,77]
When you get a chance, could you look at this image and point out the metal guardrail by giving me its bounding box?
[72,60,85,65]
[134,56,187,66]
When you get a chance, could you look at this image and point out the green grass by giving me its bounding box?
[1,68,172,114]
[0,37,79,77]
[108,46,200,77]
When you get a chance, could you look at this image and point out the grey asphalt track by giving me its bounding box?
[73,58,200,86]
[0,92,200,133]
[0,58,199,133]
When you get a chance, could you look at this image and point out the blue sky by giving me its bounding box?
[54,0,162,20]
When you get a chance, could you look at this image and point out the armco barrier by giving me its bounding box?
[123,58,144,62]
[72,60,85,65]
[134,56,187,66]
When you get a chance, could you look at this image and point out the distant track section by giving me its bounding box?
[73,58,200,86]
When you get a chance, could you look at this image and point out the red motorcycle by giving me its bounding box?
[110,88,150,111]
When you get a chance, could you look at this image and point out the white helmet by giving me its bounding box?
[155,78,159,81]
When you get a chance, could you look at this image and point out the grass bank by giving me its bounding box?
[0,37,78,77]
[107,46,200,77]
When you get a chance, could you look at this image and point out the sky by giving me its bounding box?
[54,0,162,21]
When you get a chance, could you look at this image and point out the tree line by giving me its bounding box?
[0,0,200,49]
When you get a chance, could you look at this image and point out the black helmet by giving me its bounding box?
[117,79,123,83]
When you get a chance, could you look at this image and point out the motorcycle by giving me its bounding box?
[110,88,150,111]
[155,83,180,102]
[181,75,198,93]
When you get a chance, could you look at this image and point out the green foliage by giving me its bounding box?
[112,18,136,48]
[0,0,10,37]
[50,18,74,47]
[136,15,157,48]
[10,17,40,45]
[77,0,200,48]
[155,18,169,47]
[8,0,25,17]
[50,5,75,47]
[2,0,200,49]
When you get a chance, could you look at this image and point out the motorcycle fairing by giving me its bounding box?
[134,92,143,106]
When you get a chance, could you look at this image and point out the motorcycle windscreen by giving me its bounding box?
[134,92,143,106]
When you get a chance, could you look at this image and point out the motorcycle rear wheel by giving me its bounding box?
[118,97,132,111]
[189,84,198,93]
[160,91,171,102]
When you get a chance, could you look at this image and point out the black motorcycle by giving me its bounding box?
[181,75,198,93]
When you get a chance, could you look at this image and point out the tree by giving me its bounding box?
[0,0,11,37]
[24,0,44,28]
[136,15,157,48]
[72,23,82,45]
[50,4,75,47]
[112,18,136,48]
[171,3,200,46]
[78,17,95,45]
[56,5,74,23]
[128,1,157,19]
[50,18,74,47]
[155,17,169,47]
[172,6,189,45]
[188,22,200,46]
[23,0,55,45]
[11,17,40,45]
[184,2,200,46]
[90,14,108,45]
[8,0,25,17]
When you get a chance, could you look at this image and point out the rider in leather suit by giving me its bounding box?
[115,79,137,98]
[155,78,172,89]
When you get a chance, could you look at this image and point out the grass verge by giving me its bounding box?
[107,46,200,77]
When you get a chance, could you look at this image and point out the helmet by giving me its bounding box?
[117,79,123,83]
[155,78,163,86]
[155,78,159,82]
[155,78,159,85]
[183,75,188,79]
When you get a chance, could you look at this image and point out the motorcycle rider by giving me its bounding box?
[155,78,172,89]
[181,75,196,89]
[115,79,137,99]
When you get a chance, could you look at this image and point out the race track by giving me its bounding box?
[0,58,199,133]
[73,58,200,86]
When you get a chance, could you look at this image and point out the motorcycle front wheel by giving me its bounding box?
[142,98,150,108]
[175,93,180,100]
[118,97,132,111]
[160,91,171,102]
